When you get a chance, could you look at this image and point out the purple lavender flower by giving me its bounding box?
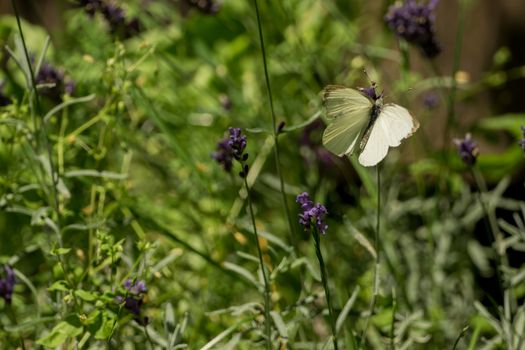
[453,133,479,166]
[36,63,64,97]
[519,126,525,153]
[36,63,75,100]
[77,0,103,16]
[124,279,147,295]
[296,192,328,235]
[101,4,141,39]
[77,0,140,38]
[212,128,249,177]
[0,265,16,304]
[227,128,247,161]
[212,138,234,172]
[186,0,221,14]
[117,279,148,325]
[385,0,441,58]
[423,92,439,109]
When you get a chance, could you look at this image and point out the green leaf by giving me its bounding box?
[222,262,260,288]
[478,113,525,136]
[336,286,361,334]
[51,247,71,256]
[75,289,98,302]
[94,313,116,340]
[48,280,70,292]
[37,318,83,348]
[270,311,288,338]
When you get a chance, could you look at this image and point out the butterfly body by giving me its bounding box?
[322,85,419,167]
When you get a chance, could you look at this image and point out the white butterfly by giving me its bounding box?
[321,84,419,167]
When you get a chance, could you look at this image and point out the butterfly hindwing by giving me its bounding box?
[358,103,419,167]
[322,86,372,156]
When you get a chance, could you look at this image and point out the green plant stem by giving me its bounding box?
[312,226,338,350]
[244,177,272,350]
[252,0,296,249]
[442,0,466,152]
[359,166,381,349]
[452,325,470,350]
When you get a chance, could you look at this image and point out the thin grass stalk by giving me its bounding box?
[442,0,466,151]
[244,177,272,350]
[312,226,338,350]
[452,325,470,350]
[252,0,296,249]
[359,166,381,349]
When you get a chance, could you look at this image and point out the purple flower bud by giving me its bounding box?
[385,0,441,58]
[519,126,525,153]
[212,128,249,177]
[453,133,479,166]
[118,279,148,325]
[77,0,103,16]
[296,192,328,235]
[187,0,221,14]
[423,92,439,109]
[78,0,141,39]
[0,265,16,304]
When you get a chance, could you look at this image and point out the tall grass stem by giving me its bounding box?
[252,0,296,249]
[442,0,466,151]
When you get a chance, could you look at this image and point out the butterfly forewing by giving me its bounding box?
[322,86,372,156]
[323,86,372,121]
[358,103,419,167]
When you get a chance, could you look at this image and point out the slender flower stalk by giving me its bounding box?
[296,193,337,350]
[245,177,273,350]
[252,0,296,249]
[359,166,381,349]
[312,227,338,350]
[442,0,466,151]
[213,128,272,349]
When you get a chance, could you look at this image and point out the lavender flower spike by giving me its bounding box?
[385,0,441,58]
[453,133,479,166]
[212,127,249,177]
[296,192,328,235]
[0,265,16,304]
[117,279,148,325]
